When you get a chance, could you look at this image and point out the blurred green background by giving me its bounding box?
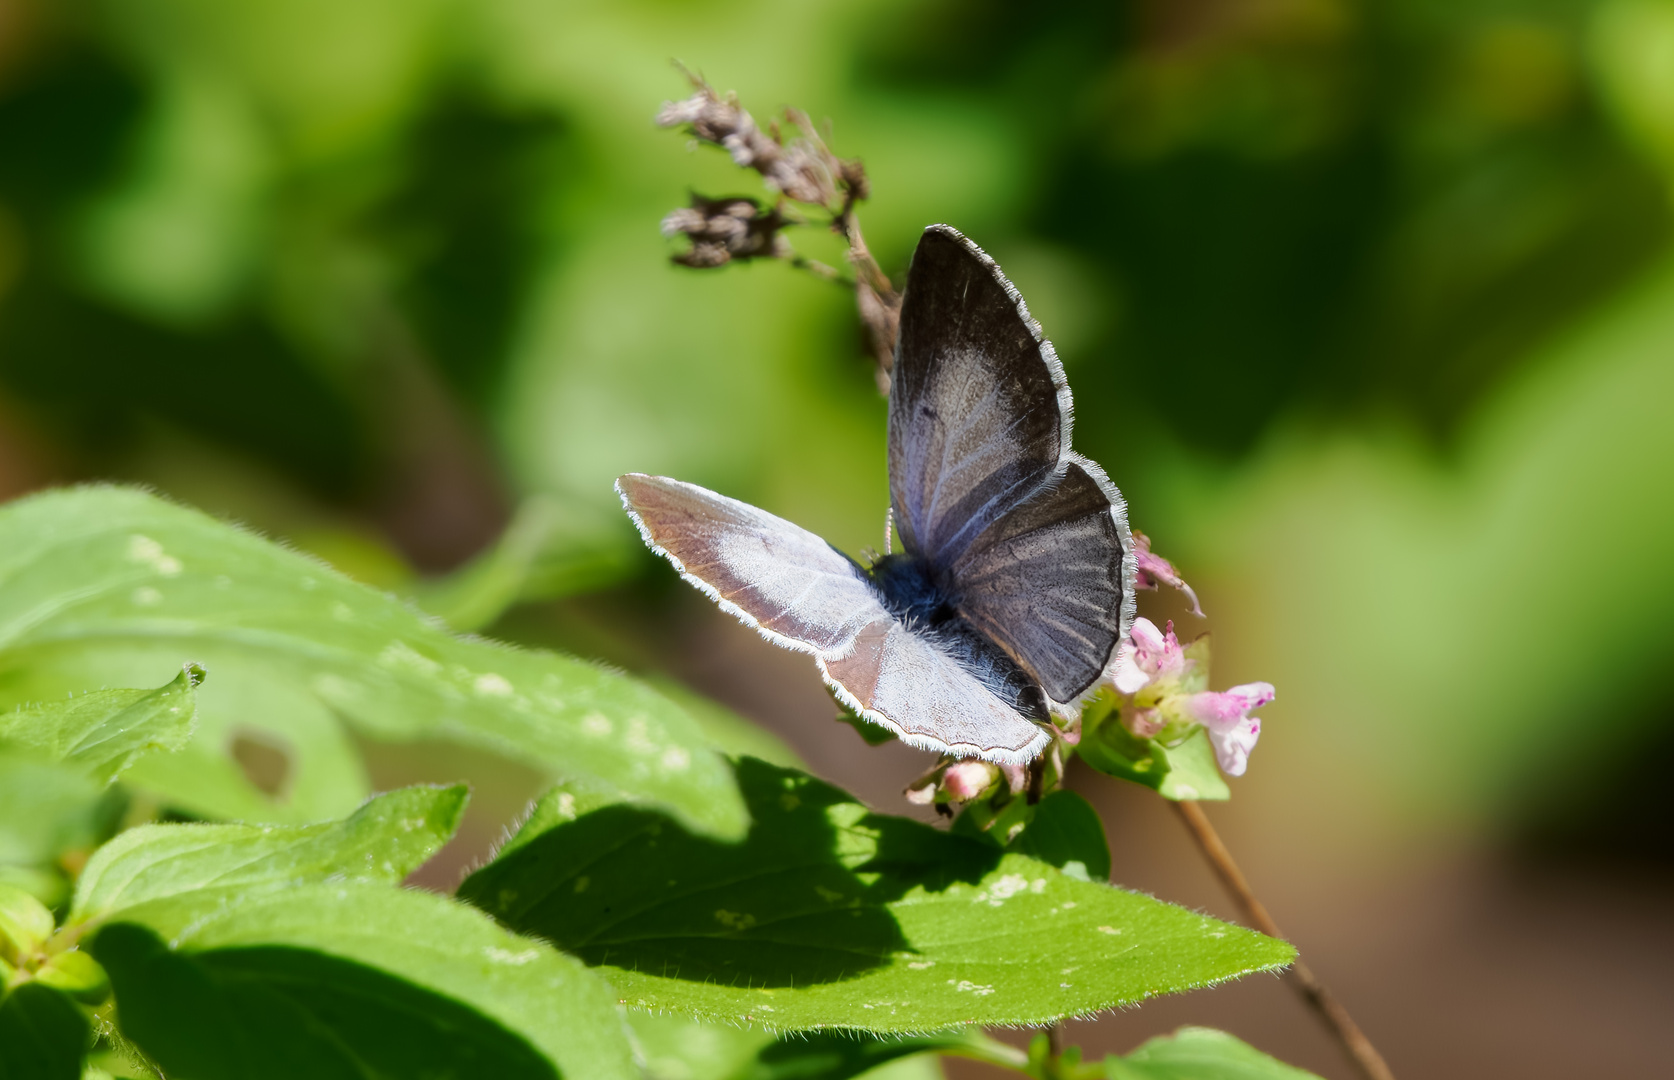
[2,0,1671,1076]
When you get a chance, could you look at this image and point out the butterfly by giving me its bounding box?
[617,225,1135,764]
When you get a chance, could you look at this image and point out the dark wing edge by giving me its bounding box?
[615,474,1052,764]
[1055,450,1137,706]
[913,226,1137,702]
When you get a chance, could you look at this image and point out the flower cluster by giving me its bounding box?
[1108,617,1273,777]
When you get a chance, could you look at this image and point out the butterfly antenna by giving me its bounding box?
[883,507,894,556]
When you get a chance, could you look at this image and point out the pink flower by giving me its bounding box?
[1110,617,1187,693]
[1185,683,1275,777]
[1133,531,1205,618]
[943,760,1001,801]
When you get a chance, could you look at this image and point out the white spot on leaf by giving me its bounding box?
[127,535,182,576]
[473,673,514,697]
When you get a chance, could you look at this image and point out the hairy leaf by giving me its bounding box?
[0,983,89,1080]
[92,885,635,1080]
[0,487,744,837]
[460,759,1293,1032]
[0,665,199,784]
[629,1012,951,1080]
[1107,1027,1325,1079]
[71,785,466,921]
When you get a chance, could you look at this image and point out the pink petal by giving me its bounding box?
[1184,682,1276,732]
[1208,715,1260,777]
[1110,643,1151,694]
[1138,549,1205,616]
[1129,617,1166,654]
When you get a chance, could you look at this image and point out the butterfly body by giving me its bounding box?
[619,225,1135,764]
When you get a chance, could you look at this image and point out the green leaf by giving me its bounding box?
[0,755,117,908]
[0,665,200,784]
[0,486,744,837]
[0,882,55,956]
[1006,791,1111,882]
[412,496,634,632]
[650,680,803,769]
[1107,1027,1325,1079]
[70,785,466,922]
[91,884,635,1080]
[1078,712,1230,803]
[629,1013,952,1080]
[459,759,1294,1032]
[0,983,89,1080]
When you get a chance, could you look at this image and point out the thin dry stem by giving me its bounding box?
[1172,800,1397,1080]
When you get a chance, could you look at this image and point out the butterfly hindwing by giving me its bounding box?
[949,456,1129,702]
[890,226,1134,703]
[616,474,1051,762]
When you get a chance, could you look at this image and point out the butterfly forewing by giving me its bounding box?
[616,474,1052,762]
[888,226,1070,567]
[890,226,1134,703]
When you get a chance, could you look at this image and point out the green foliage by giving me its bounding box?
[460,758,1294,1033]
[0,486,744,838]
[1078,691,1230,803]
[69,785,466,921]
[1005,791,1111,882]
[412,496,636,632]
[93,888,633,1080]
[1105,1027,1325,1079]
[0,982,89,1080]
[0,665,200,785]
[630,1013,951,1080]
[0,757,116,906]
[66,785,635,1080]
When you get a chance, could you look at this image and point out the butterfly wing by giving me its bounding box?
[889,226,1135,704]
[617,473,1051,762]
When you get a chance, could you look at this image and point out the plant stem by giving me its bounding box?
[1172,800,1397,1080]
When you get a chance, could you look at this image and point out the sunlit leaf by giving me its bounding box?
[70,785,467,922]
[1106,1026,1325,1079]
[0,487,744,837]
[0,665,200,784]
[460,759,1293,1032]
[92,885,635,1080]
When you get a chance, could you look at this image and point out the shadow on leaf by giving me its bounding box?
[93,922,557,1080]
[460,757,1001,989]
